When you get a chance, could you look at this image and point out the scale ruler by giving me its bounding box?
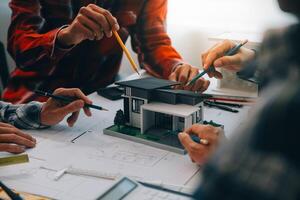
[0,154,29,167]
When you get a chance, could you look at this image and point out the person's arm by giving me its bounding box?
[236,59,262,85]
[8,0,72,72]
[0,88,92,129]
[194,81,300,199]
[0,88,92,154]
[132,0,182,79]
[0,101,45,129]
[8,1,119,72]
[201,40,256,79]
[131,0,210,92]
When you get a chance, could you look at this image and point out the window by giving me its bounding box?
[125,87,131,96]
[155,113,173,130]
[178,117,185,123]
[192,110,202,124]
[124,97,130,123]
[196,110,201,123]
[132,99,144,113]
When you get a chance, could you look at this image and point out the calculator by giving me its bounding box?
[96,177,194,200]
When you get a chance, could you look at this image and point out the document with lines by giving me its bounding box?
[0,128,200,200]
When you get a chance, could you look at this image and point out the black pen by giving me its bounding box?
[207,100,244,108]
[0,181,23,200]
[187,39,249,86]
[204,101,239,113]
[138,181,194,198]
[35,90,108,111]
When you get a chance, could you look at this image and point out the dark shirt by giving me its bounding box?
[195,25,300,200]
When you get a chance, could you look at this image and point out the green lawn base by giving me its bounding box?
[104,125,186,154]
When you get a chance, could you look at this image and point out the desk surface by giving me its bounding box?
[0,81,251,200]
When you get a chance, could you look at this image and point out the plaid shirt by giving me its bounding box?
[0,101,44,129]
[194,25,300,199]
[3,0,182,103]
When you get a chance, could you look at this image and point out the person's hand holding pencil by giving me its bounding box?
[201,40,256,79]
[57,4,119,47]
[169,64,210,92]
[40,88,93,127]
[178,124,222,165]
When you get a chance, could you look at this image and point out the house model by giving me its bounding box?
[104,77,211,154]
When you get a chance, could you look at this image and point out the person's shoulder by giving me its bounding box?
[194,80,300,200]
[254,24,300,87]
[262,24,299,48]
[264,27,287,39]
[258,79,300,118]
[252,79,300,144]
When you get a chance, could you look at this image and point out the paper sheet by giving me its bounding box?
[0,86,250,200]
[0,95,200,199]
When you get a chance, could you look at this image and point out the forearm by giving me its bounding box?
[133,0,183,79]
[138,47,183,79]
[236,49,262,87]
[0,101,47,129]
[8,1,72,72]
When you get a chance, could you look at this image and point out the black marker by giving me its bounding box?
[35,90,108,111]
[207,100,244,108]
[204,101,239,113]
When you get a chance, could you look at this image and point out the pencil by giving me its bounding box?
[113,30,140,75]
[35,90,108,111]
[187,39,249,86]
[190,135,209,145]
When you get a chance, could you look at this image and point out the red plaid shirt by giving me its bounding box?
[3,0,183,103]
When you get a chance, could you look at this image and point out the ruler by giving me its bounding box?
[0,154,29,167]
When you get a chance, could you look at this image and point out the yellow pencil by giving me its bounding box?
[113,30,140,75]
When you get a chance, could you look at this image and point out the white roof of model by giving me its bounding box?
[141,102,199,117]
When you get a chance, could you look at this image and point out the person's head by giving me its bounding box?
[277,0,300,17]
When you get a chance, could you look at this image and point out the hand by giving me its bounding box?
[41,88,93,127]
[169,64,210,92]
[178,124,221,165]
[202,40,256,79]
[0,122,36,154]
[57,4,120,46]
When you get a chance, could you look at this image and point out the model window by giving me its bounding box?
[196,110,201,122]
[125,87,131,96]
[178,117,185,123]
[124,97,130,123]
[132,99,144,113]
[192,113,196,124]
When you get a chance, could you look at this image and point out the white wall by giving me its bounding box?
[168,0,296,33]
[167,0,297,67]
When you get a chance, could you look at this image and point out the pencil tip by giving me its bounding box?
[242,39,249,45]
[186,81,192,86]
[102,108,109,111]
[200,139,209,145]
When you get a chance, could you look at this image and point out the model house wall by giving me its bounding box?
[141,102,203,134]
[117,77,208,135]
